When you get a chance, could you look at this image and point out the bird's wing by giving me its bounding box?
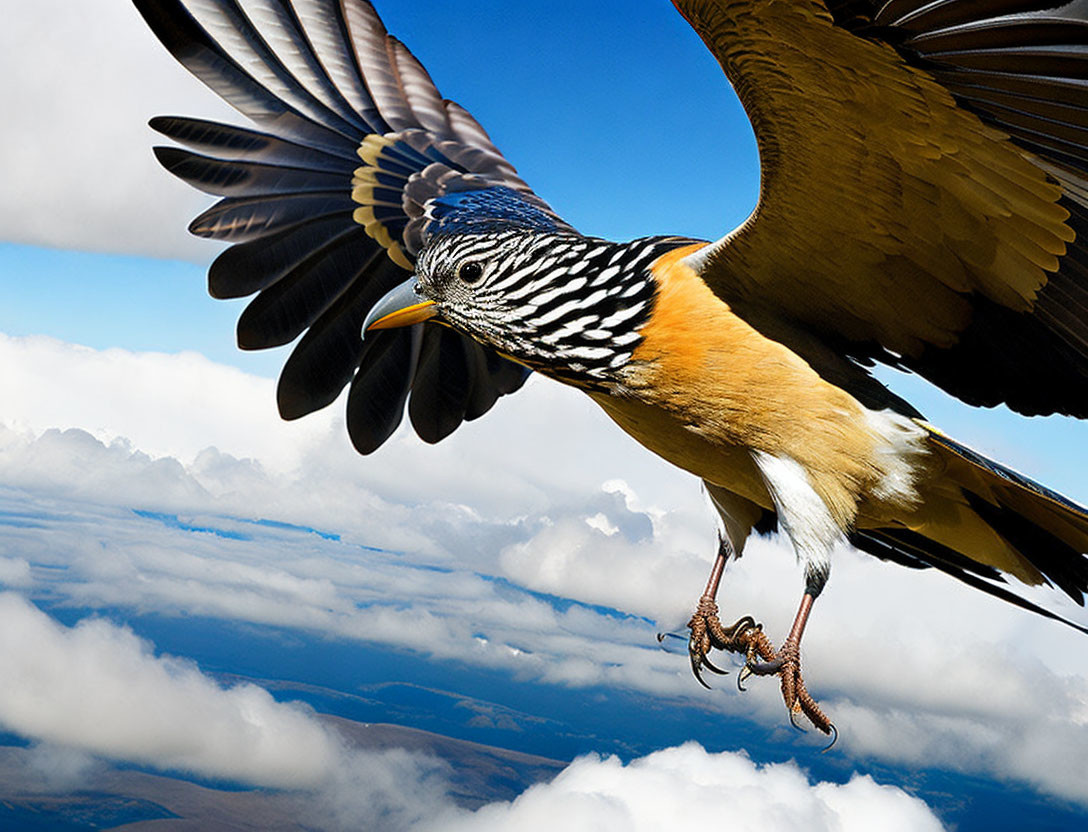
[674,0,1088,417]
[135,0,565,453]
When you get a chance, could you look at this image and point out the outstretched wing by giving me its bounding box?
[674,0,1088,417]
[135,0,565,452]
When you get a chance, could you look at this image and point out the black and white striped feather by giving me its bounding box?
[416,233,696,389]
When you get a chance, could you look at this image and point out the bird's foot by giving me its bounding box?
[685,596,772,689]
[743,637,835,741]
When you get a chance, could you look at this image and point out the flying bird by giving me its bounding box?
[134,0,1088,735]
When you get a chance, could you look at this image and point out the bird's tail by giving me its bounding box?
[852,422,1088,634]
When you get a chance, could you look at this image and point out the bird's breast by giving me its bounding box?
[591,245,922,526]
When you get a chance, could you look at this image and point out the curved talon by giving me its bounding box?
[788,707,807,733]
[685,602,765,691]
[737,664,752,692]
[821,723,838,753]
[701,655,729,675]
[729,615,758,636]
[690,654,714,689]
[746,657,784,676]
[689,646,729,689]
[657,631,694,656]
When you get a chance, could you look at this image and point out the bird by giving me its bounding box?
[134,0,1088,736]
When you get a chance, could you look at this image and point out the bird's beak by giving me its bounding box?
[363,278,437,334]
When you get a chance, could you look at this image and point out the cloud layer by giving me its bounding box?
[0,592,452,831]
[0,593,943,831]
[1,332,1087,813]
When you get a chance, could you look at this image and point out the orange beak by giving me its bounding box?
[363,279,438,333]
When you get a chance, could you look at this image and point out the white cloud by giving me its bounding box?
[1,332,1088,810]
[0,592,946,832]
[500,510,711,626]
[422,743,943,832]
[0,591,340,788]
[0,332,333,476]
[0,557,32,588]
[0,592,451,830]
[0,1,230,260]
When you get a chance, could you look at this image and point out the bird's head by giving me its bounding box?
[363,229,677,388]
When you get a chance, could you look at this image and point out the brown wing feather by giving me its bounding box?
[673,0,1088,417]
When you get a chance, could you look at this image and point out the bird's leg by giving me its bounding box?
[682,535,834,741]
[685,534,777,687]
[742,589,834,736]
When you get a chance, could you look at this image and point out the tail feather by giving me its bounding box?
[925,425,1088,526]
[963,490,1088,605]
[857,423,1088,634]
[925,426,1088,603]
[851,528,1088,637]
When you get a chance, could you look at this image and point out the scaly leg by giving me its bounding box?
[743,591,834,737]
[684,535,835,741]
[685,535,776,687]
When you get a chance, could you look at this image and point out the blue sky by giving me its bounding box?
[1,1,1087,830]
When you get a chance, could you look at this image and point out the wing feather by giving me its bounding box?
[137,0,545,450]
[280,254,407,420]
[207,214,355,298]
[235,229,379,348]
[346,326,421,454]
[409,327,474,444]
[675,0,1088,416]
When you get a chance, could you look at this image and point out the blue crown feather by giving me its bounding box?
[425,186,569,238]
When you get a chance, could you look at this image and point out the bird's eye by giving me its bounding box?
[458,261,485,284]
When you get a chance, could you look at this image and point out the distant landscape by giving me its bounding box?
[1,469,1086,830]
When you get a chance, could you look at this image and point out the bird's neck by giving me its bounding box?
[516,235,704,390]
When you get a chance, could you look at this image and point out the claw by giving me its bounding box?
[726,615,758,638]
[701,654,729,676]
[788,706,807,733]
[689,642,729,688]
[690,653,713,689]
[746,657,784,676]
[656,631,691,655]
[737,663,752,692]
[821,723,838,753]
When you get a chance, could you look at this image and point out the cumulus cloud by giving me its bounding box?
[0,332,333,476]
[424,744,943,832]
[0,592,451,830]
[499,485,712,626]
[0,557,32,588]
[0,1,233,260]
[2,592,354,788]
[2,332,1088,810]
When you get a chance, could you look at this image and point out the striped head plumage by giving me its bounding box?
[409,230,696,389]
